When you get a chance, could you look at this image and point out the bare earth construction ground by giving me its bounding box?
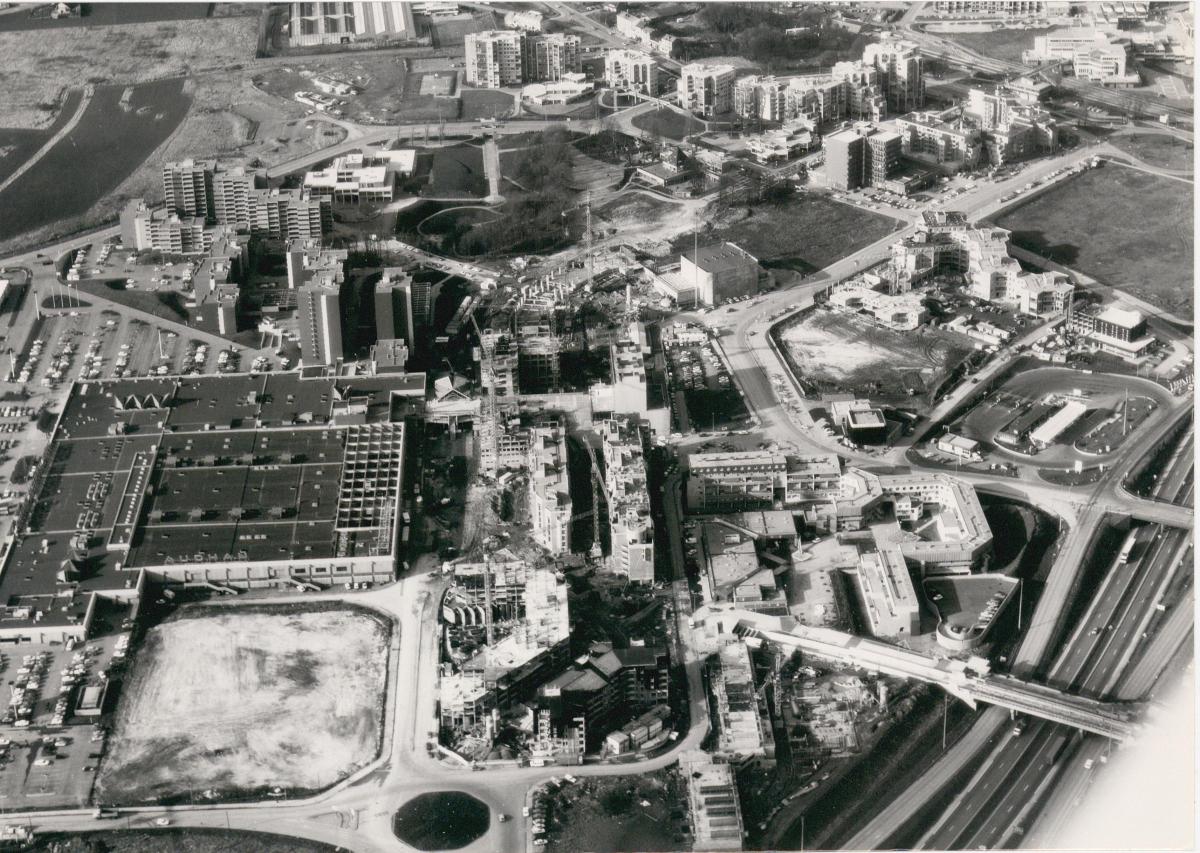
[780,309,971,401]
[97,604,389,804]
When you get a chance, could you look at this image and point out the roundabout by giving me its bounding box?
[393,791,491,851]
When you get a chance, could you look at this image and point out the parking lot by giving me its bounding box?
[663,338,749,434]
[0,727,102,810]
[12,306,245,393]
[0,615,131,809]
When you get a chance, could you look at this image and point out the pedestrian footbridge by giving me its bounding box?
[693,604,1138,741]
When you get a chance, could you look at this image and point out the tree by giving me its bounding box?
[601,786,634,815]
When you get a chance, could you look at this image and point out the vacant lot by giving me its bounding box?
[994,164,1194,317]
[1108,132,1193,172]
[942,27,1052,62]
[97,604,389,804]
[779,308,971,401]
[545,771,688,853]
[0,17,257,129]
[694,193,902,274]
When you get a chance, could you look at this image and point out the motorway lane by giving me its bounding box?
[929,520,1191,849]
[963,725,1072,849]
[1085,531,1192,698]
[919,723,1063,849]
[1049,525,1169,691]
[842,706,1011,849]
[901,26,1193,121]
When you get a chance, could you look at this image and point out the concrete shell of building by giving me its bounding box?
[528,423,573,555]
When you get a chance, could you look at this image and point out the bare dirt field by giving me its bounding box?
[0,16,258,129]
[97,604,390,804]
[779,308,971,399]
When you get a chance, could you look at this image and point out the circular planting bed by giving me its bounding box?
[393,791,491,850]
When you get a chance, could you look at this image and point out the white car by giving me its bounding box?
[154,817,171,827]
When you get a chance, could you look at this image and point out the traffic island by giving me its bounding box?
[393,791,491,850]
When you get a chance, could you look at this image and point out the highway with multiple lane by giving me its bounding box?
[0,9,1192,851]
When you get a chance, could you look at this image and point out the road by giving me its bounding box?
[544,1,682,73]
[900,24,1194,123]
[705,118,1194,853]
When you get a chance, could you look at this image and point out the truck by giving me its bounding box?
[93,807,120,819]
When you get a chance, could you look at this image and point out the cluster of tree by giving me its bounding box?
[454,130,583,257]
[676,4,867,68]
[713,168,797,212]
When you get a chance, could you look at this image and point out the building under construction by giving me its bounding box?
[438,556,572,730]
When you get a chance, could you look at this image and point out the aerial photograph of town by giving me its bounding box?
[0,0,1192,851]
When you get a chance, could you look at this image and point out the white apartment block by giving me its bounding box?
[528,423,573,556]
[162,159,214,220]
[605,48,658,94]
[687,451,787,512]
[465,29,524,88]
[524,32,582,82]
[296,279,343,366]
[598,417,654,583]
[851,544,920,638]
[863,34,925,114]
[734,63,884,125]
[119,200,210,254]
[677,63,735,116]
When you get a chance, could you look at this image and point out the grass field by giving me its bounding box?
[76,280,189,324]
[993,164,1194,317]
[461,88,515,120]
[630,106,700,141]
[695,193,902,274]
[97,604,389,804]
[425,144,487,198]
[941,27,1052,62]
[1107,132,1194,172]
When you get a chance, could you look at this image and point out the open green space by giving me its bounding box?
[1107,132,1194,172]
[631,107,699,141]
[425,144,487,198]
[29,830,339,853]
[76,280,188,324]
[939,27,1052,62]
[393,791,491,850]
[437,129,582,256]
[668,4,870,69]
[993,164,1194,318]
[694,193,902,274]
[461,88,514,120]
